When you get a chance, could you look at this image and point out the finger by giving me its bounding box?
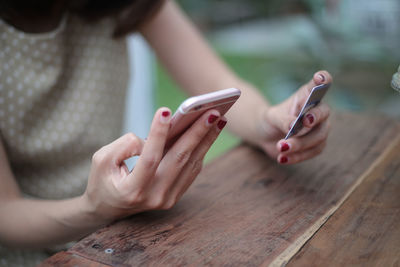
[92,133,143,170]
[155,109,220,192]
[292,71,333,115]
[290,104,330,140]
[166,117,227,208]
[312,70,332,86]
[277,141,326,165]
[283,114,313,139]
[302,103,330,129]
[287,70,332,135]
[112,133,144,165]
[293,103,330,137]
[130,107,171,187]
[277,121,330,155]
[265,71,332,134]
[304,71,333,94]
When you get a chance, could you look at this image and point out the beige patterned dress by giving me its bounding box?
[0,14,129,266]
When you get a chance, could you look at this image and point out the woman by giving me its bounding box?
[0,0,332,265]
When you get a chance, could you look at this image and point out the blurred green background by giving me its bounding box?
[154,0,400,161]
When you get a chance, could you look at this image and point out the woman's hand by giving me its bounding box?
[82,108,227,222]
[257,71,332,164]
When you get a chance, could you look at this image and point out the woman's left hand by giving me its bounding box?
[256,70,332,164]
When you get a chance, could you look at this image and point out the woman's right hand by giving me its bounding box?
[81,107,227,222]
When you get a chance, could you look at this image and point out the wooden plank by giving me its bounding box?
[38,251,111,267]
[269,135,400,267]
[286,136,400,267]
[68,112,400,266]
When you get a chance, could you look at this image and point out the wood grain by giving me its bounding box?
[286,136,400,267]
[39,251,110,267]
[61,112,400,266]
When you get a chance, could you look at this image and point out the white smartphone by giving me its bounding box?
[167,88,241,144]
[285,83,331,140]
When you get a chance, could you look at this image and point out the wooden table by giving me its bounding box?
[40,112,400,267]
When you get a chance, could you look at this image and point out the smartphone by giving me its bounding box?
[285,83,331,140]
[167,88,241,144]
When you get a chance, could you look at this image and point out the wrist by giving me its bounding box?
[77,194,111,229]
[259,105,274,136]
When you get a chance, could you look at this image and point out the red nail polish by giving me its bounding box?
[162,111,170,117]
[208,114,218,124]
[280,156,288,164]
[217,120,227,130]
[306,114,314,124]
[281,142,290,152]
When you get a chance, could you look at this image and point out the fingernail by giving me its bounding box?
[306,114,314,124]
[280,156,288,164]
[280,142,290,152]
[318,74,325,82]
[160,110,170,123]
[208,114,218,124]
[217,120,227,130]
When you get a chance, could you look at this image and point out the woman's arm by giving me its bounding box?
[139,1,268,141]
[0,108,226,248]
[140,0,332,164]
[0,139,102,248]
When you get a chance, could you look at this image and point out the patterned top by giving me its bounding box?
[0,14,129,266]
[0,15,129,199]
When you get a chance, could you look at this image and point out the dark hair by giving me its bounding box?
[72,0,165,37]
[0,0,165,37]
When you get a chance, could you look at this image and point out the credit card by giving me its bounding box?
[285,83,330,140]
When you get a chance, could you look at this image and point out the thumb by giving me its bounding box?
[264,106,297,135]
[292,71,332,115]
[106,133,144,167]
